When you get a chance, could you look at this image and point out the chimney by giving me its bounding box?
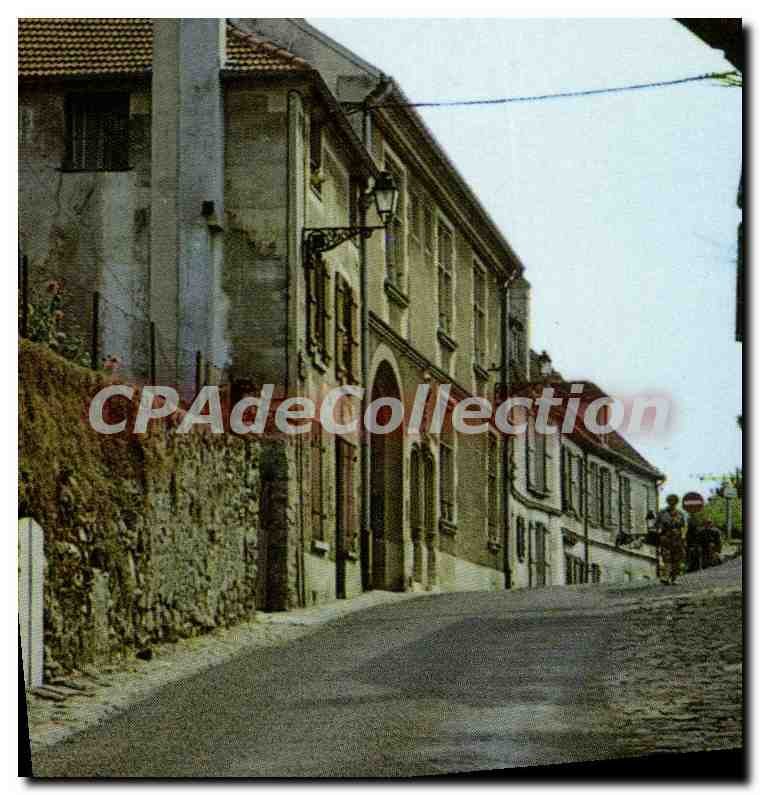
[150,19,226,395]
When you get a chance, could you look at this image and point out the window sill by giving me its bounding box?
[311,539,330,555]
[527,486,552,500]
[437,328,458,351]
[59,166,134,174]
[384,279,410,309]
[439,518,458,537]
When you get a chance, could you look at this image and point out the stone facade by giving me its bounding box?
[18,18,664,622]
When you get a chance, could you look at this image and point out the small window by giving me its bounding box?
[65,93,129,172]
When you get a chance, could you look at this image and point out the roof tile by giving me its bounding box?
[18,18,309,78]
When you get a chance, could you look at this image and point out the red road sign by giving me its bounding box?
[682,492,705,514]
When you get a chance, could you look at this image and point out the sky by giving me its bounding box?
[309,17,743,500]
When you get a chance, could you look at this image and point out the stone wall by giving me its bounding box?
[19,340,264,677]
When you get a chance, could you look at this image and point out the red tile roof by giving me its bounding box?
[18,18,309,79]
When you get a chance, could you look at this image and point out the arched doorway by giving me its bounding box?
[369,360,405,590]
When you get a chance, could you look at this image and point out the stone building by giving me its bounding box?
[19,17,663,612]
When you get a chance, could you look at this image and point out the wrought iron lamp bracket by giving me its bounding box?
[302,226,386,257]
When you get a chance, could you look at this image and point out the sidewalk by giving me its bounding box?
[25,589,434,752]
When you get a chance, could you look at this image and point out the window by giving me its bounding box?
[439,438,455,525]
[591,563,601,584]
[621,475,632,530]
[65,93,129,171]
[487,433,499,543]
[385,160,405,288]
[516,516,526,562]
[335,276,358,383]
[311,422,325,541]
[437,222,454,334]
[306,253,330,363]
[565,554,585,585]
[473,263,487,367]
[310,117,323,195]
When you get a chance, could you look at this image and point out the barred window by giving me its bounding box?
[335,276,358,383]
[565,554,585,585]
[439,438,455,525]
[487,433,499,542]
[437,222,454,334]
[65,93,129,172]
[591,563,601,584]
[473,263,487,367]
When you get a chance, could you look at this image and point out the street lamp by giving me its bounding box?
[302,171,399,257]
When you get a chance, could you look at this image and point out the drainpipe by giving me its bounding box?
[359,106,373,592]
[583,449,590,582]
[501,278,512,589]
[359,78,393,592]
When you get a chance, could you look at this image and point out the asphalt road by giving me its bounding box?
[32,559,742,777]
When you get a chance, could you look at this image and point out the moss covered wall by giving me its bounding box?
[19,340,262,676]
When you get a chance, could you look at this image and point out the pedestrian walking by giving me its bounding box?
[686,515,703,572]
[656,494,686,584]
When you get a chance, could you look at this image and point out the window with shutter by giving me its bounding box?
[334,277,357,383]
[516,516,526,562]
[473,263,487,367]
[306,254,330,364]
[385,159,405,288]
[65,93,129,172]
[621,476,633,530]
[310,117,323,196]
[588,462,599,524]
[437,222,454,334]
[311,423,325,541]
[487,433,499,543]
[439,438,455,525]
